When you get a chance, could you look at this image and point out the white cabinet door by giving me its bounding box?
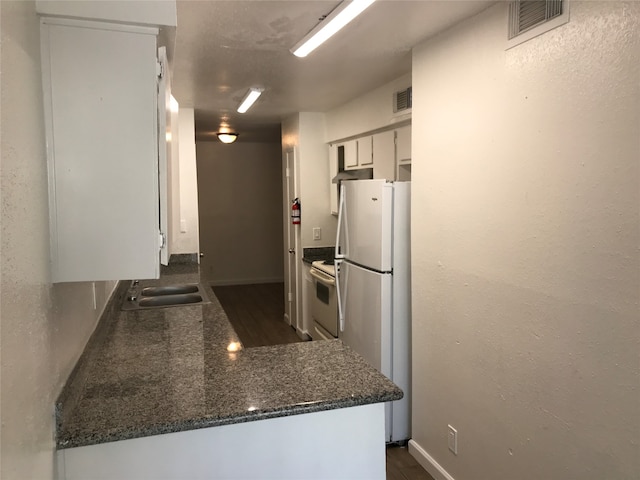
[329,145,339,215]
[157,46,170,266]
[357,136,373,166]
[396,125,411,163]
[372,130,395,180]
[41,18,161,282]
[342,140,358,169]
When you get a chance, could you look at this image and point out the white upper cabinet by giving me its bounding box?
[357,136,373,167]
[372,130,395,180]
[396,125,412,164]
[395,124,412,181]
[329,145,339,215]
[40,18,165,282]
[342,140,358,169]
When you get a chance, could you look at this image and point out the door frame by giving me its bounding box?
[284,148,301,331]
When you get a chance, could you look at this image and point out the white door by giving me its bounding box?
[157,46,169,266]
[284,149,299,329]
[338,180,393,271]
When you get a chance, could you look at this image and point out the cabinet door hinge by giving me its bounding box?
[159,232,166,250]
[156,60,164,79]
[285,167,290,178]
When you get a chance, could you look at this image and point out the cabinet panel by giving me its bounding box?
[396,125,411,164]
[41,19,160,282]
[342,140,358,169]
[357,136,373,166]
[372,130,395,181]
[329,145,339,215]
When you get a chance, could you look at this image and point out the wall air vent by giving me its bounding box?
[393,86,412,114]
[507,0,569,49]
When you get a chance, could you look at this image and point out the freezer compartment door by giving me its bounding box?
[337,180,393,271]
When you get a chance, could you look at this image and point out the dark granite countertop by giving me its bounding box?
[302,246,335,265]
[55,264,402,449]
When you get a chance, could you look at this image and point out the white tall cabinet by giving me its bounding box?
[40,17,166,282]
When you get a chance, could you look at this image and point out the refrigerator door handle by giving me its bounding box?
[334,259,345,332]
[335,183,345,260]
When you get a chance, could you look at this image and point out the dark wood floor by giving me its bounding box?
[212,282,302,348]
[387,445,435,480]
[211,282,434,480]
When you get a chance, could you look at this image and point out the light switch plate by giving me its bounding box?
[448,425,458,455]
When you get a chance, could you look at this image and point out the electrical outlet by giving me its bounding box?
[448,425,458,455]
[313,227,321,240]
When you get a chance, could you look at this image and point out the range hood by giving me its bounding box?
[332,168,373,184]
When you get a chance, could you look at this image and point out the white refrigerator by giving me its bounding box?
[335,179,411,443]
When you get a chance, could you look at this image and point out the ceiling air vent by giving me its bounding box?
[393,87,412,114]
[509,0,564,39]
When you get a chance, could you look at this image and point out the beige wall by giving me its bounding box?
[196,141,284,285]
[1,2,116,478]
[324,73,411,142]
[410,2,640,479]
[283,112,335,248]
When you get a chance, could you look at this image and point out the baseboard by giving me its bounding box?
[408,439,456,480]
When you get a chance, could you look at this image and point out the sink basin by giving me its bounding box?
[138,293,203,307]
[121,282,210,310]
[140,284,199,296]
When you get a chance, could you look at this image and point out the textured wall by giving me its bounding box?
[297,113,334,248]
[1,2,116,478]
[195,141,284,285]
[324,73,411,142]
[411,2,639,479]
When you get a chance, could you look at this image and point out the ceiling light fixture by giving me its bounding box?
[290,0,376,58]
[217,132,238,144]
[237,88,263,113]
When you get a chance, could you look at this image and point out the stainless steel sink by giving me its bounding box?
[140,285,199,296]
[138,293,203,307]
[122,282,210,310]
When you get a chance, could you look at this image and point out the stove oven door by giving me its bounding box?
[309,267,339,339]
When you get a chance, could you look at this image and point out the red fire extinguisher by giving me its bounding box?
[291,198,301,225]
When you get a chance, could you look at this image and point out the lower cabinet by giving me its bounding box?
[57,404,386,480]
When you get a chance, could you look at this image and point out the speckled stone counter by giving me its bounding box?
[56,265,402,449]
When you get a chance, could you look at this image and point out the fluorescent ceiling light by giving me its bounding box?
[217,133,238,144]
[237,88,263,113]
[291,0,375,58]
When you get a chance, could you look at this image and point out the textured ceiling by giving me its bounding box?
[171,0,494,142]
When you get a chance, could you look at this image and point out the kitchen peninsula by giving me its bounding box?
[55,264,402,479]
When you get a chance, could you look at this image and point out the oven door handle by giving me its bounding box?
[310,268,335,286]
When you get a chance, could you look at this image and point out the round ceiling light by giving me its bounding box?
[217,132,238,144]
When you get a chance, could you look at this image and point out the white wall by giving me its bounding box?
[297,113,335,248]
[172,107,199,255]
[1,2,116,478]
[196,141,284,285]
[324,73,411,142]
[410,2,640,480]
